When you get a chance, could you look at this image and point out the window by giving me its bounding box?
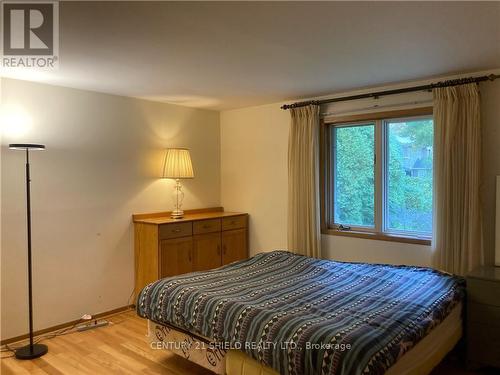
[323,108,433,244]
[385,118,433,236]
[333,123,375,228]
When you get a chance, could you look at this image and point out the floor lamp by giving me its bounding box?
[9,143,48,360]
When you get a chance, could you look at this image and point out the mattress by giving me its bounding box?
[225,302,463,375]
[147,302,462,375]
[138,251,465,375]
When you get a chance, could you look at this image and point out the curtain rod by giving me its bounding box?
[281,74,500,110]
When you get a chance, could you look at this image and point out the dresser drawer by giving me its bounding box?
[467,278,500,306]
[159,222,192,240]
[222,215,247,231]
[193,219,221,234]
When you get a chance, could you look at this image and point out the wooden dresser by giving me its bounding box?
[133,208,248,296]
[466,266,500,369]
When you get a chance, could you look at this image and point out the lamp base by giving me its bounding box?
[170,210,184,219]
[15,343,48,360]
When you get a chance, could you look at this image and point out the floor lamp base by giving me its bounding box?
[15,343,48,360]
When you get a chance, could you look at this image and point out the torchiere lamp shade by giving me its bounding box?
[162,148,194,179]
[9,143,46,150]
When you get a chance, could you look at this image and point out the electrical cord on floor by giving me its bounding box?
[0,322,81,359]
[102,305,136,326]
[1,343,16,359]
[1,343,23,354]
[1,350,15,359]
[34,322,80,343]
[1,306,135,360]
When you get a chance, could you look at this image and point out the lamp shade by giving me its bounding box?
[162,148,194,179]
[9,143,45,150]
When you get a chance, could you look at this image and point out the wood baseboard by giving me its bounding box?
[0,305,134,346]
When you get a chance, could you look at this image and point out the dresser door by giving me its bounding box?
[222,229,247,265]
[193,233,222,271]
[160,237,193,277]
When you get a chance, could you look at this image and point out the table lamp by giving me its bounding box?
[162,148,194,219]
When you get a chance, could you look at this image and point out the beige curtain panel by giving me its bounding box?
[432,83,484,275]
[287,105,321,258]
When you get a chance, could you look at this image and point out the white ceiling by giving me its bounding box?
[2,1,499,110]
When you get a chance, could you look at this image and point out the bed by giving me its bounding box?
[137,251,465,375]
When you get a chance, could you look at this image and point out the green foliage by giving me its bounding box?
[334,119,433,233]
[387,120,433,233]
[397,119,433,149]
[334,125,375,226]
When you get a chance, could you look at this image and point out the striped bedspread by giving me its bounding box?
[137,251,464,375]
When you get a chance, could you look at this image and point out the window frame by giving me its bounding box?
[330,121,377,232]
[321,107,433,246]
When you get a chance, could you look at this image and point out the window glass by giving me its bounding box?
[333,124,375,227]
[386,118,433,235]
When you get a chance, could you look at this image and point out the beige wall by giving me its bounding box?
[220,71,500,266]
[0,78,220,340]
[220,105,289,255]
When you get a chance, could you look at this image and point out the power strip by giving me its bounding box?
[76,319,109,332]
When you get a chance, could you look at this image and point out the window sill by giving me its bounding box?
[321,228,431,246]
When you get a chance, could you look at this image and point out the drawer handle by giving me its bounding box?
[172,229,182,233]
[203,225,210,229]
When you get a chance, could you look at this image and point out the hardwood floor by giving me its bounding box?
[0,310,212,375]
[1,309,496,375]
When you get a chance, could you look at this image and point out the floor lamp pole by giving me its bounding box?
[26,148,34,349]
[9,143,48,360]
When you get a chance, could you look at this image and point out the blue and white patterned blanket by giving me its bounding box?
[137,251,464,375]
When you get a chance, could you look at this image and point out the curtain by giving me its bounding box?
[287,105,321,258]
[432,83,483,275]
